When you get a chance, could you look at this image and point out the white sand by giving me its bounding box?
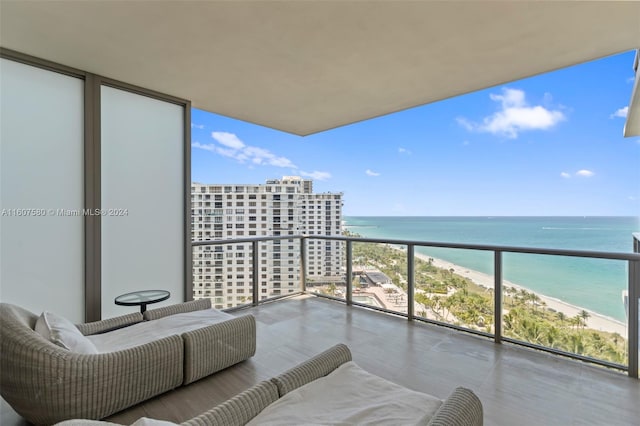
[414,252,627,336]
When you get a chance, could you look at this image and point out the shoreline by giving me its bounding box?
[411,251,627,336]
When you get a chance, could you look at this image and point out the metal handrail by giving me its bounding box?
[192,234,640,378]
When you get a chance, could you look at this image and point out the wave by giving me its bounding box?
[541,227,613,231]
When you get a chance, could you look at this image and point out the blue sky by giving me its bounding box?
[191,50,640,217]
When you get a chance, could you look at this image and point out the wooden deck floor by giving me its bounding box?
[3,295,639,425]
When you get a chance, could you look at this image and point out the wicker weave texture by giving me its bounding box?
[182,381,278,426]
[182,314,257,385]
[76,312,143,335]
[54,420,124,425]
[427,387,484,426]
[270,343,352,396]
[143,299,211,321]
[1,303,184,425]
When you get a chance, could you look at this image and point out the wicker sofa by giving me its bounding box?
[0,299,256,425]
[57,344,483,426]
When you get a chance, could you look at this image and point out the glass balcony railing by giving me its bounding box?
[192,234,640,378]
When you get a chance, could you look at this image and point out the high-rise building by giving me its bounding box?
[191,176,343,309]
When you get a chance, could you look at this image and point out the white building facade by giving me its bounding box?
[192,176,343,309]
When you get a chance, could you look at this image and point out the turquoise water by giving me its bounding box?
[344,216,640,322]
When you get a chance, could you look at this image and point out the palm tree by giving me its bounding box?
[579,310,591,328]
[556,311,566,327]
[520,318,545,344]
[567,334,584,354]
[571,315,584,330]
[544,326,560,349]
[529,293,541,312]
[517,289,529,306]
[503,313,515,331]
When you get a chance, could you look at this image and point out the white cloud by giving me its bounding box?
[576,169,595,177]
[366,169,380,177]
[191,123,205,129]
[610,106,628,119]
[490,88,525,108]
[211,132,246,149]
[560,170,595,178]
[215,147,240,159]
[242,146,295,168]
[193,132,297,169]
[456,117,474,131]
[627,76,635,84]
[398,147,411,155]
[458,88,565,138]
[300,170,332,181]
[192,141,211,150]
[628,196,638,201]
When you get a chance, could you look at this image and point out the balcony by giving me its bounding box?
[2,238,639,424]
[191,234,640,376]
[3,3,640,424]
[1,295,625,425]
[145,232,638,425]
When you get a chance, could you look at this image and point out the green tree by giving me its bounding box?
[579,310,591,328]
[556,311,566,327]
[328,283,337,296]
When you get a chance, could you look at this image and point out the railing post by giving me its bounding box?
[299,237,306,292]
[346,240,353,306]
[494,250,503,344]
[407,244,415,321]
[629,259,639,378]
[252,240,259,307]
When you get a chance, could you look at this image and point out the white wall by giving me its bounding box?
[0,59,85,322]
[101,86,184,318]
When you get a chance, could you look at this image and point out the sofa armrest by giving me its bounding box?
[2,332,184,425]
[55,420,125,425]
[181,381,278,426]
[270,343,352,396]
[143,299,211,321]
[182,314,256,384]
[427,387,483,426]
[76,312,143,336]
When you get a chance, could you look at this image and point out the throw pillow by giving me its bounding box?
[35,311,99,354]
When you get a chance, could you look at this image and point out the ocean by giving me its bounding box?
[344,216,640,322]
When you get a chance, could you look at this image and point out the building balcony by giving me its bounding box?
[2,237,639,424]
[107,232,639,425]
[10,294,628,426]
[192,234,640,379]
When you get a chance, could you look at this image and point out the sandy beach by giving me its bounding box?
[413,252,628,336]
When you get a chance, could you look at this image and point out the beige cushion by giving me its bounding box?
[55,417,178,426]
[247,361,442,425]
[36,311,98,354]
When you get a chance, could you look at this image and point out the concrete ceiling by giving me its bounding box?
[1,1,639,136]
